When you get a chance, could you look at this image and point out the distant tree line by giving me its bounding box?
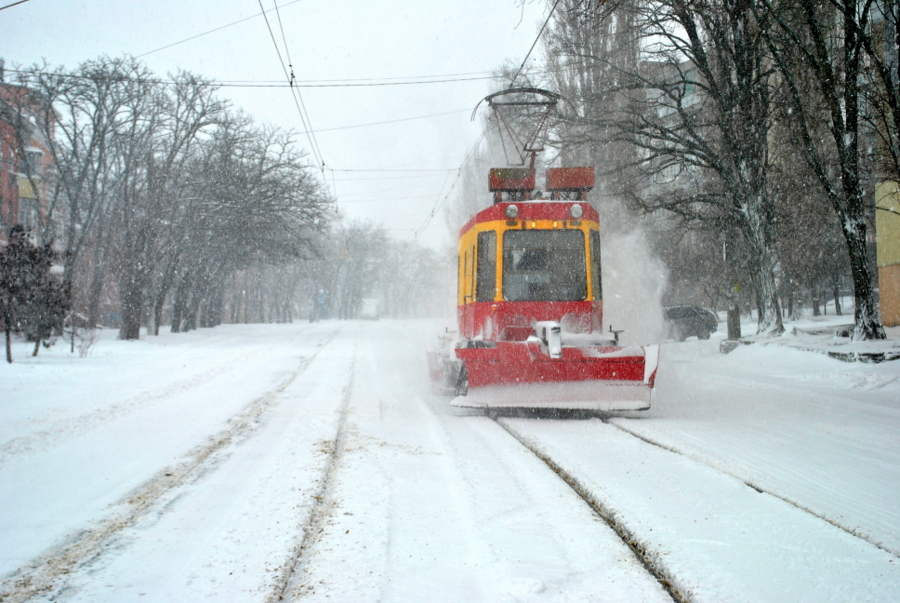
[2,56,445,360]
[521,0,898,339]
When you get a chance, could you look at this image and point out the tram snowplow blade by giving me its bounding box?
[451,342,659,411]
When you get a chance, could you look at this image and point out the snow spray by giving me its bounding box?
[598,200,668,345]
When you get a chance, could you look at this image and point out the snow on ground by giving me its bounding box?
[1,316,899,601]
[287,325,670,602]
[615,336,900,556]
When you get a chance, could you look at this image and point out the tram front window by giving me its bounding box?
[502,230,586,301]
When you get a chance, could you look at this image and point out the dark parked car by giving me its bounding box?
[663,305,718,341]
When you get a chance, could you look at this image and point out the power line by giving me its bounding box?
[2,68,495,89]
[511,0,562,84]
[411,3,561,237]
[0,0,32,11]
[267,0,326,171]
[255,0,325,171]
[329,168,458,173]
[136,0,305,58]
[404,3,562,236]
[311,108,468,133]
[338,194,445,203]
[267,70,493,83]
[331,172,455,182]
[413,125,489,238]
[214,75,494,88]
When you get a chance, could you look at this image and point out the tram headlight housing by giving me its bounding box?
[505,204,519,219]
[570,204,584,219]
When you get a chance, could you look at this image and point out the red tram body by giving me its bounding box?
[430,166,658,411]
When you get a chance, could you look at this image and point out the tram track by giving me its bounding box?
[605,418,900,559]
[491,408,900,603]
[491,415,687,603]
[269,347,356,603]
[0,331,341,603]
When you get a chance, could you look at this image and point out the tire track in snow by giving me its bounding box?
[0,331,341,603]
[268,344,356,603]
[0,360,237,465]
[492,416,686,603]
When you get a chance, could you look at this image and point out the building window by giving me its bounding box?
[24,149,43,178]
[19,198,39,231]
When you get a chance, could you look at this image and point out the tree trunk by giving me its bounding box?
[745,215,784,335]
[151,262,178,336]
[5,319,12,364]
[844,217,884,339]
[832,275,842,316]
[119,275,144,340]
[87,250,109,328]
[171,272,193,333]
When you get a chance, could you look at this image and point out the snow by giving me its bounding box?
[2,318,900,601]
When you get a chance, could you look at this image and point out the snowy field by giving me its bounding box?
[1,318,899,602]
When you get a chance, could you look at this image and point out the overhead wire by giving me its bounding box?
[270,0,326,171]
[412,124,489,239]
[1,67,506,89]
[255,0,326,179]
[7,1,557,238]
[411,0,562,238]
[329,168,458,173]
[136,0,305,58]
[212,76,494,88]
[310,108,468,134]
[0,0,32,11]
[332,173,455,182]
[263,70,493,82]
[511,0,562,84]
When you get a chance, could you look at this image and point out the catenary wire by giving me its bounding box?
[511,0,562,84]
[310,108,468,133]
[3,68,497,89]
[136,0,305,57]
[407,2,562,237]
[255,0,325,172]
[0,0,32,11]
[269,0,327,177]
[412,124,489,238]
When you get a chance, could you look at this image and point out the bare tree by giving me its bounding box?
[545,0,784,334]
[13,59,141,325]
[760,0,887,339]
[169,113,331,332]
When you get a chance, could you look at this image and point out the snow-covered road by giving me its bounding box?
[2,320,899,602]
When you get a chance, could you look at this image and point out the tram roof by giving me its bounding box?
[459,201,599,237]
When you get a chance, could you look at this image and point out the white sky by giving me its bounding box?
[1,0,549,249]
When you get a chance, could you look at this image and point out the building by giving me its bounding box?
[0,63,57,249]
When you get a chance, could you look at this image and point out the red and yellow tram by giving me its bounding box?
[430,166,658,411]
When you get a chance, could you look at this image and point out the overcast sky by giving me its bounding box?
[1,0,549,249]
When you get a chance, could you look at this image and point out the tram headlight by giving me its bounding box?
[569,204,584,219]
[505,204,519,219]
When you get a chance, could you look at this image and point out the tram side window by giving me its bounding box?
[503,230,587,302]
[476,231,496,302]
[591,230,602,301]
[463,246,475,302]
